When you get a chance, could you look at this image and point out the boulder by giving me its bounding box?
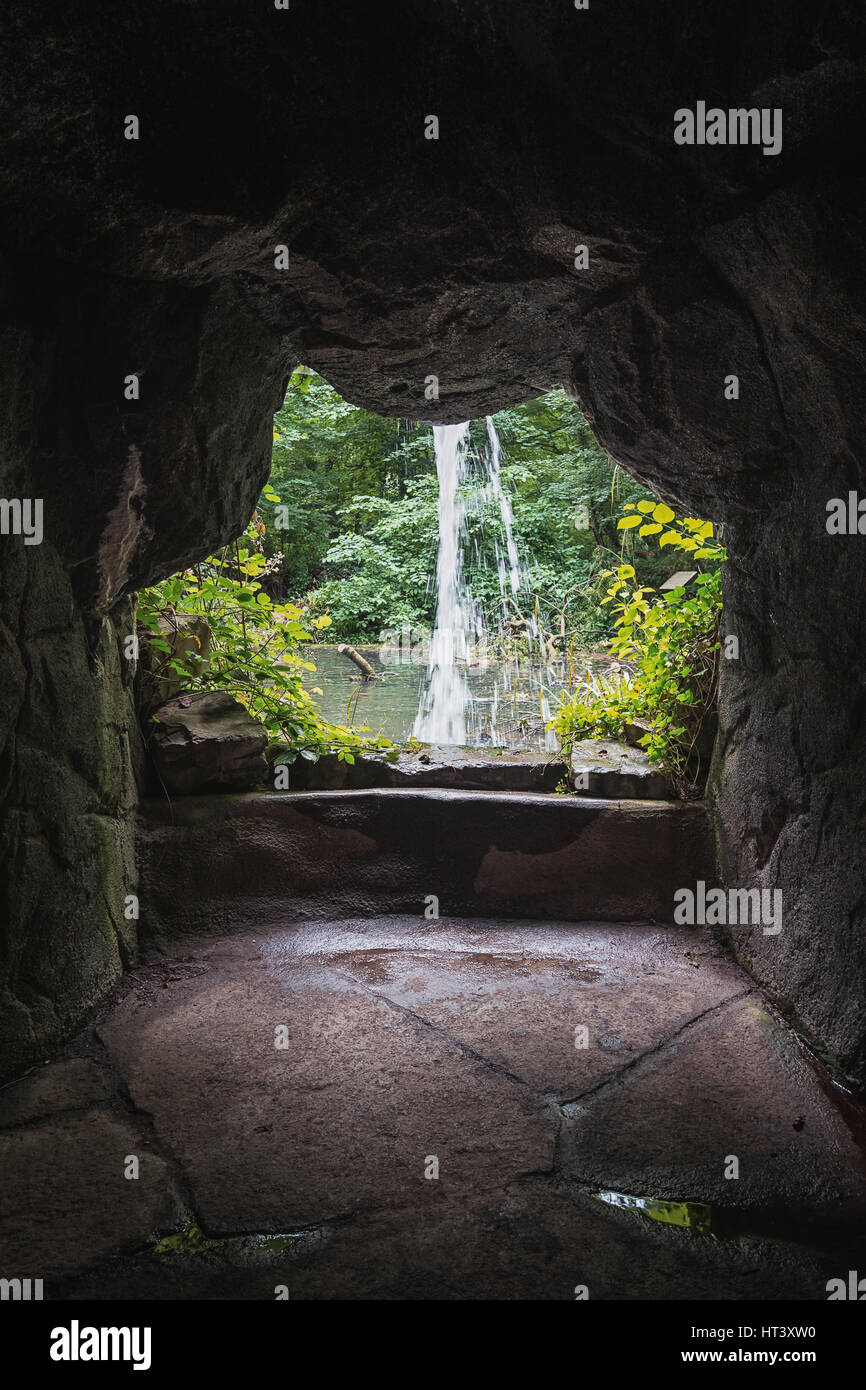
[148,692,267,794]
[571,738,673,800]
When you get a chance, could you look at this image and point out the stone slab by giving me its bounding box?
[0,1110,183,1280]
[0,1058,114,1129]
[558,994,866,1220]
[43,917,865,1300]
[98,941,555,1234]
[148,691,268,794]
[270,917,748,1099]
[283,745,568,793]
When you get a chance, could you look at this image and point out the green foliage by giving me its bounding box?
[152,1224,301,1258]
[153,1225,219,1256]
[472,398,673,649]
[265,367,434,607]
[594,1191,712,1236]
[549,508,726,796]
[303,477,440,642]
[263,371,667,649]
[137,511,391,762]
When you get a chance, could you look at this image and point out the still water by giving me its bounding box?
[300,645,610,752]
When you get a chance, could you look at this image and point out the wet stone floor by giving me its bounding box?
[2,918,865,1300]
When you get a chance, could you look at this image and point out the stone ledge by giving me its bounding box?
[273,739,675,799]
[138,789,712,943]
[281,745,567,793]
[570,738,674,799]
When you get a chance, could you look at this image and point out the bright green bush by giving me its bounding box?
[549,505,726,796]
[137,507,391,764]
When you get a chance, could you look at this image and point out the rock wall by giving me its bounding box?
[0,546,139,1076]
[0,264,287,1079]
[1,2,865,1081]
[711,512,866,1084]
[571,191,866,1083]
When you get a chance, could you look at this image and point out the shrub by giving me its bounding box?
[549,505,725,797]
[137,505,391,764]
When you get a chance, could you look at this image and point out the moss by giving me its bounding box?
[152,1224,304,1261]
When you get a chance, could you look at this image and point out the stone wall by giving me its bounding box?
[711,512,866,1084]
[0,263,287,1080]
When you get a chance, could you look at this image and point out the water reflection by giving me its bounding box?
[301,644,611,752]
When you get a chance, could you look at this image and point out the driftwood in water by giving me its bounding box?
[336,643,378,680]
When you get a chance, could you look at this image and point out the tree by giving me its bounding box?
[261,369,670,649]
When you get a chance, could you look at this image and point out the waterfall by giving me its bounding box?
[484,416,521,599]
[413,415,558,749]
[484,415,558,751]
[412,423,477,744]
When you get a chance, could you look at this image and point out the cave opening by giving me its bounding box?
[139,365,721,794]
[2,0,866,1318]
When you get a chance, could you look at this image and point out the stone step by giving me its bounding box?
[138,789,710,944]
[277,738,675,799]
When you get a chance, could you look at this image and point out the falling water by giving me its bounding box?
[484,415,558,750]
[412,423,477,744]
[484,416,521,599]
[413,416,559,749]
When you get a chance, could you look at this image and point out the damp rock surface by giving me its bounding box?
[148,692,268,794]
[6,918,863,1299]
[136,790,712,941]
[283,741,675,798]
[285,746,569,793]
[570,738,674,799]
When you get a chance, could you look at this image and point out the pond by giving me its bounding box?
[300,645,614,752]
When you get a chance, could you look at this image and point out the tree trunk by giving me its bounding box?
[336,643,378,679]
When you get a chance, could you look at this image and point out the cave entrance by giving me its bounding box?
[138,366,723,798]
[253,367,715,780]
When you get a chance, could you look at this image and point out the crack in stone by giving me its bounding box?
[556,986,755,1111]
[88,1027,201,1220]
[0,1098,118,1135]
[332,966,540,1096]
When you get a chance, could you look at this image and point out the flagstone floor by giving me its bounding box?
[3,918,865,1301]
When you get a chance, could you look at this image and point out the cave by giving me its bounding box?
[1,1,866,1316]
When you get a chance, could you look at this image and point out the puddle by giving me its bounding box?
[328,950,392,985]
[592,1188,866,1255]
[594,1190,712,1235]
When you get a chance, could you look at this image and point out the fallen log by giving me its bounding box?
[336,643,379,680]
